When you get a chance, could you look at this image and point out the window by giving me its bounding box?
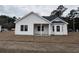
[21,25,24,31]
[37,25,44,31]
[21,25,28,31]
[57,26,60,32]
[42,26,44,31]
[52,26,54,31]
[25,25,28,31]
[37,26,40,31]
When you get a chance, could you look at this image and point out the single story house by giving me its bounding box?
[15,12,68,36]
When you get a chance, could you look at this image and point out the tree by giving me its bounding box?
[0,15,16,30]
[67,9,77,32]
[51,5,67,17]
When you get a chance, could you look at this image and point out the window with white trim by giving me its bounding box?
[21,25,24,31]
[56,26,60,32]
[52,26,54,31]
[37,25,44,31]
[37,26,40,31]
[42,26,44,31]
[21,25,28,31]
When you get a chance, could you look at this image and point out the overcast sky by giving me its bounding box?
[0,5,79,17]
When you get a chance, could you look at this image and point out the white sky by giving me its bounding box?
[0,5,79,17]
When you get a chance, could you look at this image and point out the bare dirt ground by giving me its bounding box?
[0,31,79,53]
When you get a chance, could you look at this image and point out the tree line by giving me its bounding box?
[0,15,16,30]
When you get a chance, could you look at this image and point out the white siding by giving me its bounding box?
[51,23,68,35]
[15,13,49,35]
[15,13,68,36]
[63,24,68,35]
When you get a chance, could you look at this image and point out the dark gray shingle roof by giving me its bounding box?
[42,15,67,22]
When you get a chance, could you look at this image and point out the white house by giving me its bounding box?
[15,12,68,36]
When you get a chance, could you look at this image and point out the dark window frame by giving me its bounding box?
[37,26,40,31]
[25,25,28,31]
[42,26,44,31]
[21,25,24,31]
[57,26,60,32]
[52,26,54,31]
[20,25,28,31]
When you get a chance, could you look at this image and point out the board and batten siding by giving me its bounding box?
[15,13,49,35]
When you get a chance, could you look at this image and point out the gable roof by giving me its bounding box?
[43,15,56,21]
[43,15,68,24]
[51,17,68,24]
[14,12,50,23]
[14,11,68,24]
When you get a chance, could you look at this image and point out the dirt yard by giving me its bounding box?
[0,31,79,52]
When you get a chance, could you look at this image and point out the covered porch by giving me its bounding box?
[34,24,49,36]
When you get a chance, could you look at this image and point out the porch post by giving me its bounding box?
[33,24,34,35]
[55,25,56,35]
[49,24,51,36]
[40,24,42,36]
